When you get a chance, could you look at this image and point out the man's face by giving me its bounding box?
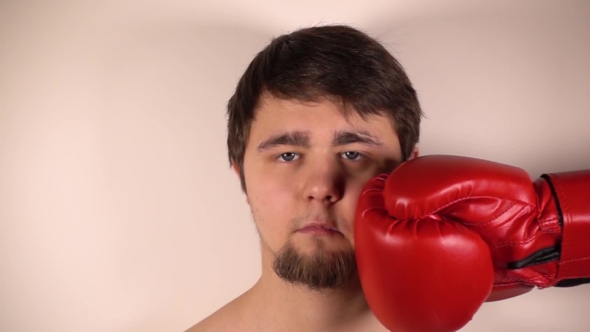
[240,95,405,290]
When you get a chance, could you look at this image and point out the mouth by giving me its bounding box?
[297,223,342,236]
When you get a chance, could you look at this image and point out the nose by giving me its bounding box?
[302,159,344,205]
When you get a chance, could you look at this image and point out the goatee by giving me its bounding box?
[272,239,357,290]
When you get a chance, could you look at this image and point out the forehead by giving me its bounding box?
[249,95,398,141]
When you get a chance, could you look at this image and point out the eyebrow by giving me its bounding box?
[257,131,310,152]
[332,129,383,147]
[256,129,383,152]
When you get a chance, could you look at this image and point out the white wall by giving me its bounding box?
[1,1,589,331]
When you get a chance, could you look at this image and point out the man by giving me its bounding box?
[189,24,422,332]
[188,25,590,332]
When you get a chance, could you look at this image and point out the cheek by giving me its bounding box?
[337,179,367,244]
[249,170,293,208]
[247,173,296,242]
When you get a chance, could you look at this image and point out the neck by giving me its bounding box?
[244,247,373,331]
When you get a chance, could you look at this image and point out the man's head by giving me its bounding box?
[226,25,423,290]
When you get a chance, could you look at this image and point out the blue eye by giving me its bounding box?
[278,152,299,162]
[342,151,362,160]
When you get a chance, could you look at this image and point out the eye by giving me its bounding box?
[341,151,363,161]
[277,152,300,162]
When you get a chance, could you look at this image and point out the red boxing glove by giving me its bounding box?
[355,155,590,332]
[354,161,494,332]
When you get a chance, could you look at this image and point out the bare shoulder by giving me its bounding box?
[184,295,251,332]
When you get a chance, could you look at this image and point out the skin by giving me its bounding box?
[187,94,418,332]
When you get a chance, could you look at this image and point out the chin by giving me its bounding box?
[272,236,358,289]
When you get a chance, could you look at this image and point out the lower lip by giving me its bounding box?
[297,226,341,235]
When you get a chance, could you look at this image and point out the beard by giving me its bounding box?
[272,238,357,291]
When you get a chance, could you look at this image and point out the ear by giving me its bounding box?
[231,160,240,176]
[231,160,250,205]
[408,146,420,160]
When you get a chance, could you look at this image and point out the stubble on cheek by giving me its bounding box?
[248,193,292,255]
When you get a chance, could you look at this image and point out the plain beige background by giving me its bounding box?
[1,1,589,331]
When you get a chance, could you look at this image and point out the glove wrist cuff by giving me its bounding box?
[544,170,590,281]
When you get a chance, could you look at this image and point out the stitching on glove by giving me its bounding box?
[426,195,534,244]
[495,274,552,284]
[494,275,553,286]
[560,256,590,264]
[457,200,519,228]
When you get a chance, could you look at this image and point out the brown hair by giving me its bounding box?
[227,25,424,192]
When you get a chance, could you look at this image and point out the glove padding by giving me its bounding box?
[354,170,494,332]
[355,155,590,332]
